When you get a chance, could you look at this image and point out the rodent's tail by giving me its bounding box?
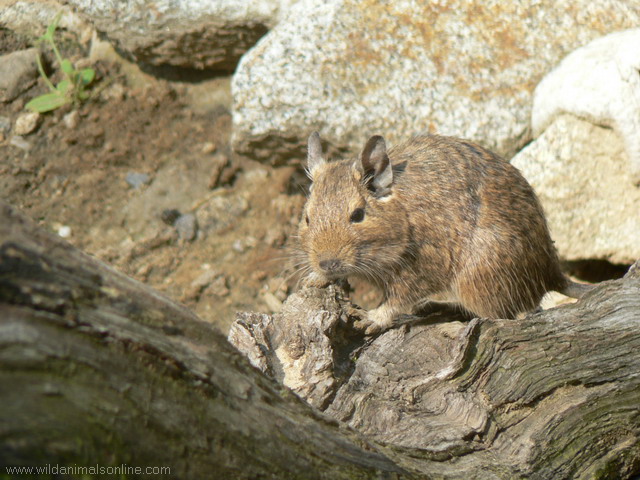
[559,278,595,299]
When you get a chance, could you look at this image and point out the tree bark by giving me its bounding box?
[230,267,640,479]
[1,199,639,479]
[0,202,406,479]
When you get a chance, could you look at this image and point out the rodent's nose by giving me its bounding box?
[319,258,342,273]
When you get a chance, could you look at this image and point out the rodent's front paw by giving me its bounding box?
[349,306,393,336]
[347,306,373,333]
[353,318,381,336]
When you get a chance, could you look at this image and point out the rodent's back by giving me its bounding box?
[389,135,566,317]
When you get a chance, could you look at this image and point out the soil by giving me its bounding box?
[0,30,306,333]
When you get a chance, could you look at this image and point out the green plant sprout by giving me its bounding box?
[25,13,95,113]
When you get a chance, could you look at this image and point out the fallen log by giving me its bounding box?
[0,202,406,479]
[1,200,638,479]
[231,265,640,479]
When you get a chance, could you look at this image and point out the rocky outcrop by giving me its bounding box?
[511,114,640,265]
[532,28,640,186]
[231,0,640,165]
[0,1,93,41]
[64,0,297,71]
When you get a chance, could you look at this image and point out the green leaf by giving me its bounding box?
[42,13,61,42]
[61,59,74,76]
[80,68,95,85]
[25,92,69,112]
[56,80,71,95]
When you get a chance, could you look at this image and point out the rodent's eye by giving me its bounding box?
[350,208,365,223]
[305,214,310,226]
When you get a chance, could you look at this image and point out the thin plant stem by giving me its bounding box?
[35,49,56,93]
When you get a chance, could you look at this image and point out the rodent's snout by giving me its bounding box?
[318,258,345,278]
[319,258,343,274]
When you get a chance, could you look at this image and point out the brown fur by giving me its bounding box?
[296,133,589,331]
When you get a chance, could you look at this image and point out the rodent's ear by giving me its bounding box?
[307,132,326,178]
[359,135,393,197]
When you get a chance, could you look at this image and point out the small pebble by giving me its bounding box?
[208,275,230,297]
[208,153,229,189]
[174,213,197,241]
[63,110,80,129]
[101,82,125,102]
[232,239,245,253]
[0,116,10,133]
[14,111,40,135]
[263,292,283,312]
[251,270,267,282]
[191,269,219,289]
[125,172,151,189]
[9,135,31,151]
[57,225,71,238]
[201,141,216,154]
[160,208,182,225]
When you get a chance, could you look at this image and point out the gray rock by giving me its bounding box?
[231,0,640,164]
[511,115,640,265]
[532,28,640,185]
[0,2,93,42]
[174,213,198,241]
[64,0,297,71]
[0,48,39,102]
[9,135,32,151]
[125,172,151,189]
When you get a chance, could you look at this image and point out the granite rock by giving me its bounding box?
[231,0,640,164]
[532,28,640,185]
[511,115,640,265]
[0,1,93,42]
[64,0,298,71]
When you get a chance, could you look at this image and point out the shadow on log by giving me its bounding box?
[1,200,639,479]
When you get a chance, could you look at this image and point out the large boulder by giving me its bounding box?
[511,115,640,265]
[532,28,640,186]
[62,0,297,71]
[0,1,93,42]
[231,0,640,165]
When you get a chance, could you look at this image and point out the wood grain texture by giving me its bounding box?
[0,202,406,479]
[232,263,640,479]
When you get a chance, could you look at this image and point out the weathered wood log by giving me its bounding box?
[231,265,640,478]
[0,202,407,478]
[2,197,639,479]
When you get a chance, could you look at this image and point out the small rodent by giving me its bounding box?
[297,132,593,334]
